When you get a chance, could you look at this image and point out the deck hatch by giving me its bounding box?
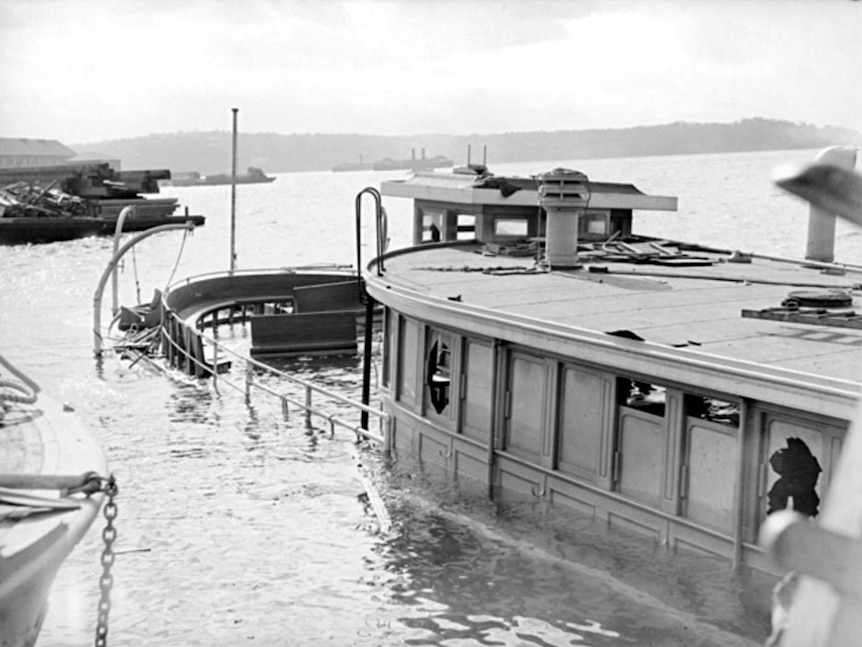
[741,289,862,330]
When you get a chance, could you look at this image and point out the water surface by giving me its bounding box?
[2,149,854,646]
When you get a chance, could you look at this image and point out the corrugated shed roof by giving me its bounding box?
[0,137,77,158]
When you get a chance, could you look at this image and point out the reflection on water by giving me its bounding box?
[34,349,766,647]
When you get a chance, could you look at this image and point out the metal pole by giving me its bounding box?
[361,295,375,430]
[111,206,134,316]
[230,107,238,273]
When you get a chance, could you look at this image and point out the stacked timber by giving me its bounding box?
[0,181,93,218]
[0,163,170,198]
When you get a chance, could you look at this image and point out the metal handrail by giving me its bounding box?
[93,221,197,357]
[165,263,355,292]
[355,187,387,285]
[158,306,390,448]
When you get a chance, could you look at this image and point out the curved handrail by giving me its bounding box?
[353,187,387,429]
[355,187,387,286]
[93,221,196,356]
[111,205,134,316]
[164,264,354,294]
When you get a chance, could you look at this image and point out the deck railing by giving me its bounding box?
[149,269,391,450]
[158,308,390,448]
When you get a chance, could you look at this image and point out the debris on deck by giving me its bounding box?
[0,181,94,218]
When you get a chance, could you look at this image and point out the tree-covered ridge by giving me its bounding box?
[74,118,862,174]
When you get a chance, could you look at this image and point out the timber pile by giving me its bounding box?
[0,181,94,218]
[0,163,171,200]
[63,164,170,198]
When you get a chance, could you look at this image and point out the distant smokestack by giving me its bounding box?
[411,148,416,161]
[421,147,426,160]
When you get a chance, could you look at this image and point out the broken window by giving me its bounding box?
[426,334,452,415]
[685,395,739,426]
[766,436,822,518]
[621,378,666,417]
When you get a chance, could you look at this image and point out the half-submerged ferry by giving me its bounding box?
[356,147,860,641]
[140,145,861,644]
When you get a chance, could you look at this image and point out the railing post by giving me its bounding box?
[182,326,192,375]
[211,341,218,388]
[383,413,393,456]
[361,293,375,431]
[305,385,312,429]
[245,361,253,403]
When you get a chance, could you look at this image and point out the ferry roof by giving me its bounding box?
[367,241,862,419]
[381,171,678,212]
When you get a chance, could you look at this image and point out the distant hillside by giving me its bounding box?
[72,118,862,174]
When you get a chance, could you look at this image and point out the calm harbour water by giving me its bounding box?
[3,149,860,646]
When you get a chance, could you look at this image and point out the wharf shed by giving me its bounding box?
[0,138,77,169]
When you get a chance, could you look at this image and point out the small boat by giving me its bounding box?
[0,215,106,245]
[168,166,276,187]
[0,355,109,646]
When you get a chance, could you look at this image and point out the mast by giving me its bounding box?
[230,107,238,273]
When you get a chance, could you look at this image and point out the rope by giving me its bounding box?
[0,355,39,420]
[164,227,190,289]
[131,243,142,304]
[0,353,40,394]
[0,378,38,405]
[0,470,105,494]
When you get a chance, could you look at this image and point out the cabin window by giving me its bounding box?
[425,329,453,420]
[457,214,476,240]
[683,414,738,531]
[504,352,546,462]
[422,210,445,243]
[557,365,604,481]
[494,218,529,238]
[763,418,823,519]
[460,339,493,443]
[580,210,610,237]
[685,395,739,427]
[615,377,666,506]
[623,379,666,416]
[397,318,421,407]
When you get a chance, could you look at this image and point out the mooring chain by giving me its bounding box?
[95,474,118,647]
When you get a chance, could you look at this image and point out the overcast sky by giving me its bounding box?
[1,0,860,145]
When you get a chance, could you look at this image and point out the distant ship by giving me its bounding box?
[332,149,454,173]
[168,166,276,187]
[332,154,373,173]
[372,148,453,172]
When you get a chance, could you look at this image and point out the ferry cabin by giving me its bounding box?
[366,168,857,577]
